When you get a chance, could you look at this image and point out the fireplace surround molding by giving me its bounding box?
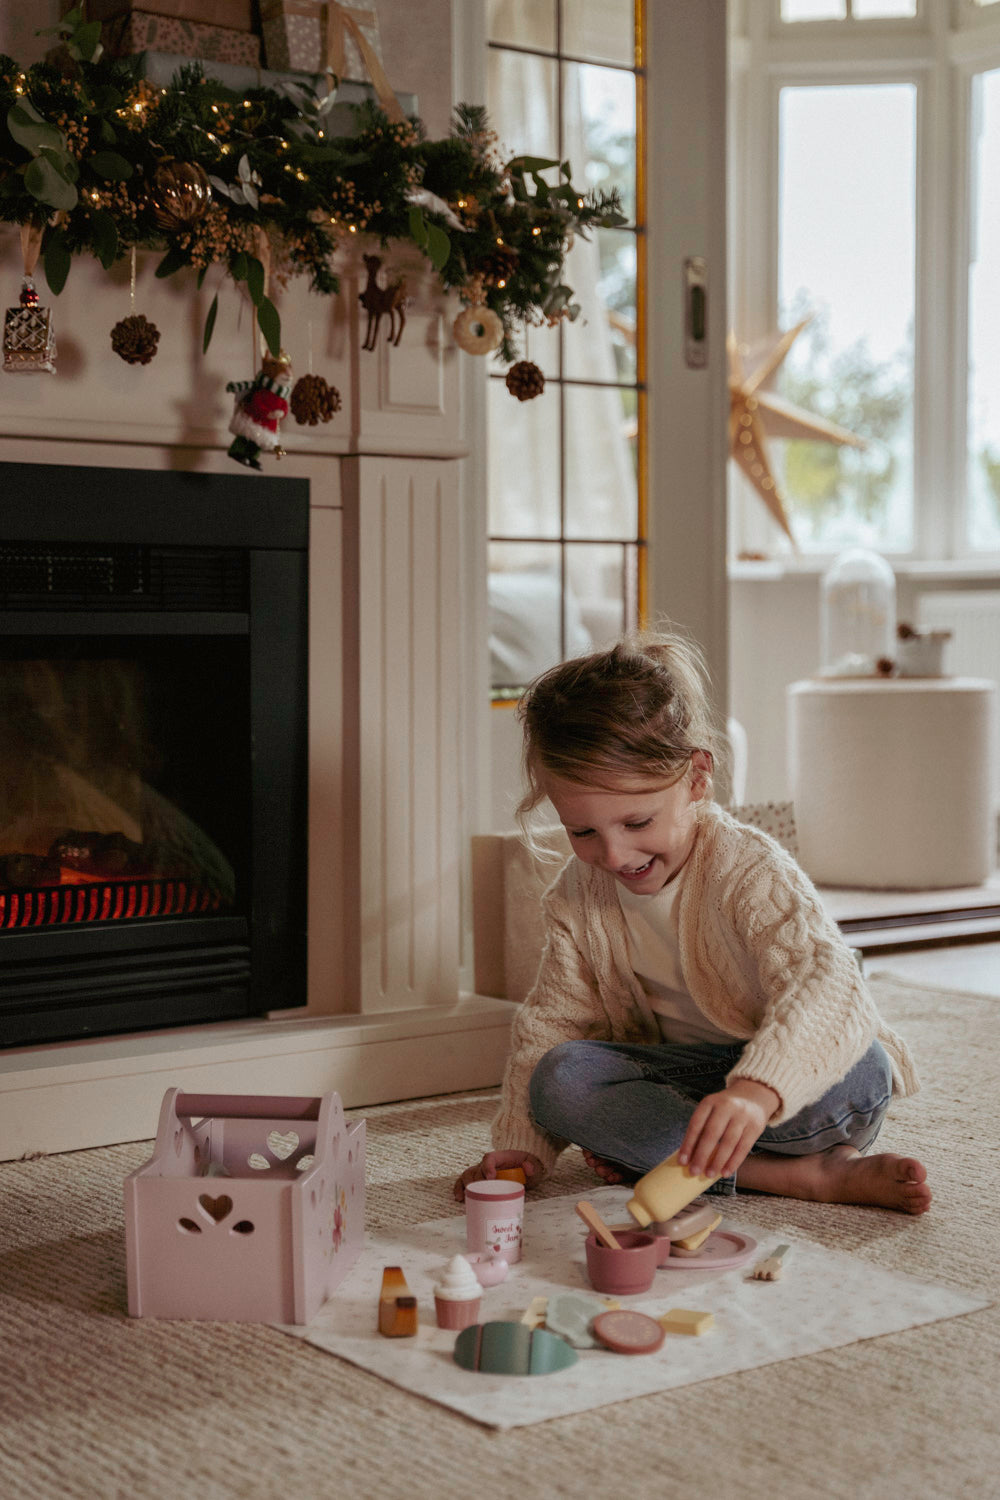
[0,232,511,1159]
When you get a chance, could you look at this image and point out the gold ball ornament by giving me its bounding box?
[452,305,503,356]
[151,159,212,232]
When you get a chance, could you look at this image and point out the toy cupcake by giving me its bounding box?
[433,1254,482,1330]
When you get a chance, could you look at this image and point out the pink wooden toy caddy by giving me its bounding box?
[124,1088,365,1324]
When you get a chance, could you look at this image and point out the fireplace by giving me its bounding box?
[0,462,309,1047]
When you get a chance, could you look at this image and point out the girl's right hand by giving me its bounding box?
[453,1150,545,1202]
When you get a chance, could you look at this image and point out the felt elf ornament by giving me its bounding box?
[226,350,293,469]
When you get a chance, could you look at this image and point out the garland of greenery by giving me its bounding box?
[0,8,626,362]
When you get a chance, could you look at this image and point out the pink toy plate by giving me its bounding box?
[662,1230,757,1269]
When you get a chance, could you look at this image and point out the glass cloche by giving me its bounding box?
[819,548,896,676]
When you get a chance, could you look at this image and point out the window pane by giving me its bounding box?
[564,384,638,539]
[488,378,561,538]
[487,49,558,159]
[967,69,1000,550]
[563,61,636,223]
[566,542,635,650]
[489,543,586,691]
[486,0,557,51]
[852,0,916,15]
[781,0,845,19]
[562,228,637,384]
[776,83,915,551]
[562,0,635,66]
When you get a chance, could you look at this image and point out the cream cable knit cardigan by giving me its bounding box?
[492,803,919,1173]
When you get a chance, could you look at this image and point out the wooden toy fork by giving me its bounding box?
[751,1244,790,1280]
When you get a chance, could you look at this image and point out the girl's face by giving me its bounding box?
[542,752,710,896]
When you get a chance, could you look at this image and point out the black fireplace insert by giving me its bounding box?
[0,462,309,1047]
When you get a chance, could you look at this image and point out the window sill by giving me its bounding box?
[729,557,1000,584]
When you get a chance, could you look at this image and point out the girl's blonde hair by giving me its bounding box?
[516,627,728,831]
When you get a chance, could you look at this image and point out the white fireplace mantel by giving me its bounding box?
[0,232,510,1160]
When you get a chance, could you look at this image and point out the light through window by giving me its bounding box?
[776,82,916,552]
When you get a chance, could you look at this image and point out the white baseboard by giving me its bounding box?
[0,996,516,1160]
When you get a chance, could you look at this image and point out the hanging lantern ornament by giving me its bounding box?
[3,224,56,374]
[151,158,212,232]
[505,359,545,401]
[290,372,342,425]
[111,248,161,365]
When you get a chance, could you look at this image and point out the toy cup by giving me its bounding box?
[584,1230,659,1295]
[465,1179,525,1264]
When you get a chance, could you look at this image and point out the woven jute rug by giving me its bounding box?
[1,972,997,1500]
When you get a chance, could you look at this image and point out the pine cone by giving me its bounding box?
[505,359,545,402]
[482,244,519,286]
[110,314,160,365]
[290,373,342,426]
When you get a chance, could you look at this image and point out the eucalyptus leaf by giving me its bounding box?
[43,231,72,295]
[245,255,265,307]
[426,223,450,272]
[70,19,103,61]
[231,250,249,283]
[25,154,78,210]
[88,150,133,181]
[202,293,219,353]
[512,155,559,173]
[98,118,117,145]
[408,204,428,247]
[89,208,119,269]
[7,104,64,156]
[197,265,209,289]
[155,246,187,279]
[256,295,281,357]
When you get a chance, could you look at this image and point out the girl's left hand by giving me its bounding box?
[677,1078,781,1180]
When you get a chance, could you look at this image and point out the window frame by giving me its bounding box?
[731,0,1000,568]
[484,0,647,701]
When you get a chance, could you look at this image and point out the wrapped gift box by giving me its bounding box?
[83,0,255,28]
[102,11,261,66]
[261,1,384,82]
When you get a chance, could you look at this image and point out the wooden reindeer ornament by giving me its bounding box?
[359,254,407,350]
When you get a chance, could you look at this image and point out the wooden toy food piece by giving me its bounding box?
[592,1310,666,1355]
[657,1308,715,1336]
[575,1199,622,1249]
[670,1213,723,1256]
[495,1166,527,1185]
[751,1243,791,1280]
[627,1151,720,1228]
[453,1321,579,1375]
[378,1265,418,1336]
[651,1202,719,1240]
[546,1290,616,1349]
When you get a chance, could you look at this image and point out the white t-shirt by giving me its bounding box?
[618,863,739,1046]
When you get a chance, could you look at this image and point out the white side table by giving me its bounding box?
[787,677,997,889]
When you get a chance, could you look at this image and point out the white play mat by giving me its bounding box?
[283,1185,988,1430]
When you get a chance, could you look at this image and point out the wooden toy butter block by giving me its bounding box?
[658,1308,715,1336]
[124,1087,365,1324]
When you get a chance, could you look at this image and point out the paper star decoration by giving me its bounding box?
[728,318,866,549]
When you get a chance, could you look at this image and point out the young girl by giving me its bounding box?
[456,630,931,1215]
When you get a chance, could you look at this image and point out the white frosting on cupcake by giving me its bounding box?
[434,1253,482,1301]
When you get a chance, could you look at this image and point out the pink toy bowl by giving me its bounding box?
[584,1230,659,1295]
[124,1087,365,1324]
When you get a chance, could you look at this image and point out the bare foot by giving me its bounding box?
[581,1149,636,1186]
[738,1144,931,1215]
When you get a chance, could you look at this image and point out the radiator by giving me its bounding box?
[916,591,1000,806]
